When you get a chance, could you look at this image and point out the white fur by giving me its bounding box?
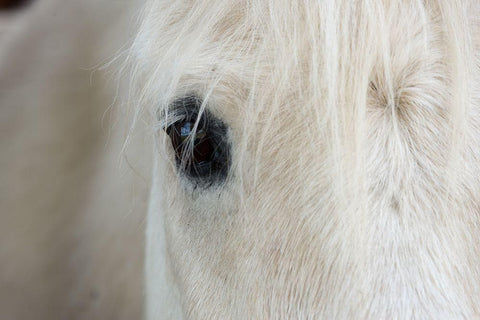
[130,0,480,319]
[2,0,480,319]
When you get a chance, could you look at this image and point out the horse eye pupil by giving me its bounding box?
[194,133,213,163]
[167,119,214,174]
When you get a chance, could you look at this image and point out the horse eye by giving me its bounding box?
[166,120,214,176]
[165,97,230,187]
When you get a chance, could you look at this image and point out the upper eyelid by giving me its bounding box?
[155,100,192,131]
[155,112,186,132]
[156,96,208,131]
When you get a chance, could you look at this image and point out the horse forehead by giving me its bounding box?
[134,1,456,114]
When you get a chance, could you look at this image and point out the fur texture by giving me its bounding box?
[130,0,480,319]
[3,0,480,319]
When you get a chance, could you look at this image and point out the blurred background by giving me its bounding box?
[0,0,149,319]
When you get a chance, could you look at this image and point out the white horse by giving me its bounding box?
[2,0,480,319]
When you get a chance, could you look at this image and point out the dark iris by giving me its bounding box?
[167,120,214,176]
[165,96,230,186]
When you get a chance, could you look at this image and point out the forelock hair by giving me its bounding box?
[126,0,478,210]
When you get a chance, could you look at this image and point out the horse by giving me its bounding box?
[2,0,480,319]
[134,0,480,318]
